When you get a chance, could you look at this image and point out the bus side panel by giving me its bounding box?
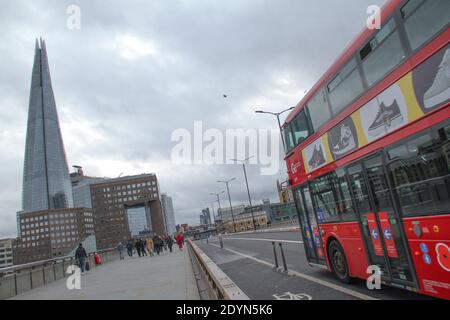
[321,222,369,280]
[403,215,450,300]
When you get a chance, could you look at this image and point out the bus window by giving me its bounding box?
[307,88,332,131]
[291,109,313,146]
[310,173,341,223]
[328,58,365,115]
[335,169,356,221]
[387,125,450,216]
[401,0,450,51]
[360,19,406,86]
[283,123,295,152]
[348,164,372,214]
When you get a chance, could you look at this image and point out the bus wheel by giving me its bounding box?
[329,240,351,284]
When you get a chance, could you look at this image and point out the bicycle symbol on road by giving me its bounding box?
[273,292,312,300]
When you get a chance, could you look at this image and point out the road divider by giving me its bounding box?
[187,239,249,300]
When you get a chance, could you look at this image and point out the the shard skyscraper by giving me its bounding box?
[21,39,73,213]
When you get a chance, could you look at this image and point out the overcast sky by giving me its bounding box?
[0,0,386,237]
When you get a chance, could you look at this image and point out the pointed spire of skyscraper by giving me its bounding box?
[22,39,74,213]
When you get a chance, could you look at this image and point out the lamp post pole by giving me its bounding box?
[211,191,225,233]
[255,107,295,154]
[231,156,256,231]
[218,178,236,233]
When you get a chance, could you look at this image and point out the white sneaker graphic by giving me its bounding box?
[424,49,450,109]
[333,124,356,156]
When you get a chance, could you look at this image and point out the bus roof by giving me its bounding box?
[284,0,402,125]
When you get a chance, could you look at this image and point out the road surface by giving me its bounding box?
[195,231,432,300]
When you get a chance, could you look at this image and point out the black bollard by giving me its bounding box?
[272,241,279,269]
[279,243,288,273]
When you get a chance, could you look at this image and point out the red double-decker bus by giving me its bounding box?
[283,0,449,299]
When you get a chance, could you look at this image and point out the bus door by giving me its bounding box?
[348,154,416,286]
[294,184,326,266]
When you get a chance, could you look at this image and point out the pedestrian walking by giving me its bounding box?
[163,236,168,251]
[175,233,184,251]
[141,239,148,256]
[167,236,174,253]
[126,240,133,257]
[117,241,125,260]
[153,235,162,255]
[75,243,88,275]
[146,238,154,256]
[135,239,142,257]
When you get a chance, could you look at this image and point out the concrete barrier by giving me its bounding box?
[187,240,249,300]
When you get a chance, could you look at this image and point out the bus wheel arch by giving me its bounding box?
[327,238,352,284]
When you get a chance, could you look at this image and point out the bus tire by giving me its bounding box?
[328,240,351,284]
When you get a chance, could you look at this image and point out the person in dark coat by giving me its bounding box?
[167,236,174,253]
[140,239,148,256]
[153,235,162,255]
[126,240,133,257]
[135,239,142,257]
[75,243,88,275]
[163,236,168,251]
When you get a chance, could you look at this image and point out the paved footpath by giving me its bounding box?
[11,249,200,300]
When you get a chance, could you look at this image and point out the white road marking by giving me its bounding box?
[223,237,303,244]
[209,243,377,301]
[273,292,312,300]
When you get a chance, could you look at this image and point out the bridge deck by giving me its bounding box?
[10,249,199,300]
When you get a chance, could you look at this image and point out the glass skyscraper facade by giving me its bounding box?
[161,194,176,235]
[22,39,73,213]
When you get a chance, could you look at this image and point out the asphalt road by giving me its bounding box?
[195,231,432,300]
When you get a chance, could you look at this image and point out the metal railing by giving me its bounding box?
[0,247,119,300]
[187,240,249,300]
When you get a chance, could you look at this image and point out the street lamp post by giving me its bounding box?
[231,156,256,231]
[255,107,295,154]
[210,191,225,229]
[217,178,236,233]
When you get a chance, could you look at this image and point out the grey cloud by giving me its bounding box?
[0,0,385,236]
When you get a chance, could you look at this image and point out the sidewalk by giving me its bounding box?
[10,248,200,300]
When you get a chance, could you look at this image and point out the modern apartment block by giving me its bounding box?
[0,239,14,268]
[90,174,166,250]
[13,208,94,264]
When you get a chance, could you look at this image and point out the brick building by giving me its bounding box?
[90,174,166,250]
[13,208,94,264]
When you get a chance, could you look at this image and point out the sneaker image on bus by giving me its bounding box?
[423,49,450,109]
[332,124,356,157]
[308,143,326,169]
[368,100,403,139]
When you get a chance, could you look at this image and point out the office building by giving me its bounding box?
[13,208,94,264]
[21,39,73,213]
[90,174,165,249]
[0,239,14,268]
[70,166,106,208]
[161,193,177,236]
